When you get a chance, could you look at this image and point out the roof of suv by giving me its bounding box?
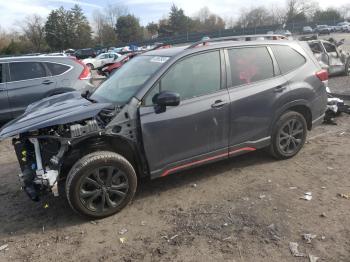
[143,39,297,57]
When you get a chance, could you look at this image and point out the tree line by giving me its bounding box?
[0,0,349,55]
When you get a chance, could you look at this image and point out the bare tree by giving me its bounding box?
[92,9,118,46]
[285,0,319,22]
[20,15,45,52]
[105,4,128,28]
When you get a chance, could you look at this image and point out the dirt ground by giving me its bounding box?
[2,107,350,262]
[1,47,350,261]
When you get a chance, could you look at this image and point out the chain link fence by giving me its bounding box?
[134,19,346,46]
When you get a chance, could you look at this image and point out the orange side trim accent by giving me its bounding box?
[160,147,256,177]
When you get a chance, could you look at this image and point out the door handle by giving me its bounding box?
[211,100,227,108]
[42,80,54,85]
[274,85,287,93]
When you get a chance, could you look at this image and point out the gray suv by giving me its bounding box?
[0,35,327,218]
[0,56,93,123]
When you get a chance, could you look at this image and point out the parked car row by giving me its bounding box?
[302,22,350,34]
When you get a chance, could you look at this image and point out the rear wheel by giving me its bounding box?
[66,151,137,218]
[269,111,307,160]
[344,59,350,76]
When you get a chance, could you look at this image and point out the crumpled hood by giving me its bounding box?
[0,92,112,139]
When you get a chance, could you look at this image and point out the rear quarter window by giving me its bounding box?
[46,62,70,76]
[271,45,306,74]
[227,47,274,87]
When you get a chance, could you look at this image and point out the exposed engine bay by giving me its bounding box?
[6,94,142,201]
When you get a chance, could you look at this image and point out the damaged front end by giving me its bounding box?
[0,92,122,201]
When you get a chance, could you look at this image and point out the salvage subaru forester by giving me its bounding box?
[0,35,328,218]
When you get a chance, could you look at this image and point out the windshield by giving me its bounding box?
[91,55,169,105]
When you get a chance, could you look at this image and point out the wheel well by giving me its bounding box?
[61,135,143,178]
[287,105,312,130]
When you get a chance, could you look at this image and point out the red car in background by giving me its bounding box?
[97,52,139,77]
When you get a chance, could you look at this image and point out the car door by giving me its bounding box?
[6,61,57,117]
[225,46,288,149]
[139,50,230,178]
[0,63,11,123]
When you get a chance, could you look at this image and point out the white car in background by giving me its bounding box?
[82,52,121,69]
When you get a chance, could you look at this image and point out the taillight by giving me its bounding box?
[71,58,91,80]
[315,69,328,81]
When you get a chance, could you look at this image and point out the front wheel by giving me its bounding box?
[269,111,307,160]
[66,151,137,218]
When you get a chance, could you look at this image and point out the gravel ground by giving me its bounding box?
[0,36,350,261]
[0,113,350,262]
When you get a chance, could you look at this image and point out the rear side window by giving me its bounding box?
[272,45,306,74]
[9,62,47,81]
[227,47,274,87]
[46,62,70,76]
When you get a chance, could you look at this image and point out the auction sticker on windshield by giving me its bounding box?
[150,56,169,63]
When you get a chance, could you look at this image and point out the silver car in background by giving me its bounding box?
[0,56,93,123]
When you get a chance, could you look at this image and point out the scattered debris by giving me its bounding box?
[259,194,266,199]
[223,223,228,227]
[321,186,326,189]
[42,225,45,233]
[0,244,8,252]
[321,236,326,240]
[119,228,128,235]
[289,186,297,190]
[64,236,69,240]
[339,132,345,136]
[141,221,146,226]
[338,193,350,199]
[191,184,197,188]
[119,237,126,244]
[302,233,317,243]
[289,242,306,257]
[268,179,272,183]
[301,192,313,201]
[44,203,49,209]
[309,254,319,262]
[161,234,179,242]
[90,220,98,225]
[320,213,327,218]
[327,167,334,170]
[222,236,232,241]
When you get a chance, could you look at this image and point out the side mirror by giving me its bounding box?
[153,91,180,113]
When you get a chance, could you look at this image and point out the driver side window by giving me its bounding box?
[144,51,221,106]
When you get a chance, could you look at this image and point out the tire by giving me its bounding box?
[86,63,94,70]
[269,111,307,160]
[66,151,137,219]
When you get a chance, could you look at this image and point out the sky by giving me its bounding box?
[0,0,349,31]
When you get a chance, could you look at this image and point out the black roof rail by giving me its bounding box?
[186,34,289,49]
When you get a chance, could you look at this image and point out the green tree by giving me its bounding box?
[146,22,159,35]
[116,14,142,45]
[168,4,191,35]
[45,7,70,50]
[45,5,92,50]
[70,4,92,48]
[313,8,341,23]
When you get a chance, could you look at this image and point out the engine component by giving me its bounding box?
[70,120,99,138]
